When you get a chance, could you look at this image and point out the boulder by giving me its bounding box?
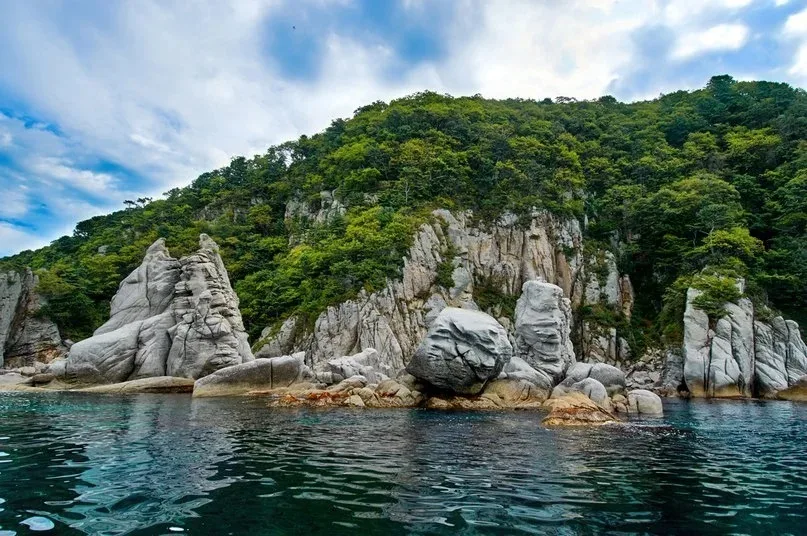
[322,348,392,384]
[625,389,664,415]
[542,393,619,426]
[565,362,625,395]
[551,377,611,411]
[482,379,548,405]
[513,280,575,386]
[0,372,32,386]
[193,353,311,397]
[77,376,195,394]
[406,307,512,394]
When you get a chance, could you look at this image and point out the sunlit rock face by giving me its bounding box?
[56,235,253,384]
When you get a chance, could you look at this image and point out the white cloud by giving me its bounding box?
[672,23,750,59]
[784,8,807,82]
[0,0,797,256]
[0,222,49,255]
[663,0,754,26]
[776,0,791,6]
[0,188,30,219]
[785,7,807,35]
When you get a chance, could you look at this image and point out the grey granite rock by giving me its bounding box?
[94,239,181,336]
[193,353,311,397]
[551,376,611,410]
[514,280,575,385]
[322,348,392,384]
[0,269,67,368]
[406,307,512,394]
[565,362,626,395]
[56,235,253,384]
[626,389,663,415]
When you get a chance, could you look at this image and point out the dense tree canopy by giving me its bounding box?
[2,76,805,349]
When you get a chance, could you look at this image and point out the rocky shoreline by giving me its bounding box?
[3,213,807,425]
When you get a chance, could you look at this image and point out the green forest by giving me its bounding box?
[2,75,806,354]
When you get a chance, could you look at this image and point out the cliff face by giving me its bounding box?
[257,209,633,374]
[683,282,807,398]
[53,235,254,384]
[0,269,67,369]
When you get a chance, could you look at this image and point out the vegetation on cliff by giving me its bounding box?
[1,75,805,347]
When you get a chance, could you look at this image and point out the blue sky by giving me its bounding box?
[0,0,806,257]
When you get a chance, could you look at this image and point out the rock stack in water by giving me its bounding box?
[0,269,67,369]
[52,235,253,384]
[682,281,807,399]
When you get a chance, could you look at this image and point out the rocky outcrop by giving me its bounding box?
[316,348,393,385]
[193,353,311,397]
[56,235,253,384]
[578,251,633,365]
[683,287,753,398]
[514,280,575,386]
[0,269,67,368]
[754,317,807,398]
[258,210,594,373]
[406,308,512,394]
[682,281,807,399]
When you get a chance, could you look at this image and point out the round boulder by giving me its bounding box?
[551,377,611,411]
[566,362,626,395]
[406,307,512,395]
[626,389,664,415]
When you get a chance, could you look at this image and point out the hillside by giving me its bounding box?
[2,75,806,354]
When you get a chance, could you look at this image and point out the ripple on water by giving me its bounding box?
[19,517,55,531]
[0,394,806,534]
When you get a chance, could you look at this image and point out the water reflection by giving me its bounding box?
[0,394,806,535]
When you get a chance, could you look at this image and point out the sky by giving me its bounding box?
[0,0,806,257]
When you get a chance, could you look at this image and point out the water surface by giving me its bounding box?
[1,393,806,535]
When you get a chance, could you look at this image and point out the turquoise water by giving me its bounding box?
[0,394,806,535]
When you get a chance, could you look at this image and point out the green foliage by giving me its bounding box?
[689,271,744,320]
[1,76,806,346]
[473,277,518,320]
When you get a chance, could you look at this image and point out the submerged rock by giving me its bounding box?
[406,307,512,394]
